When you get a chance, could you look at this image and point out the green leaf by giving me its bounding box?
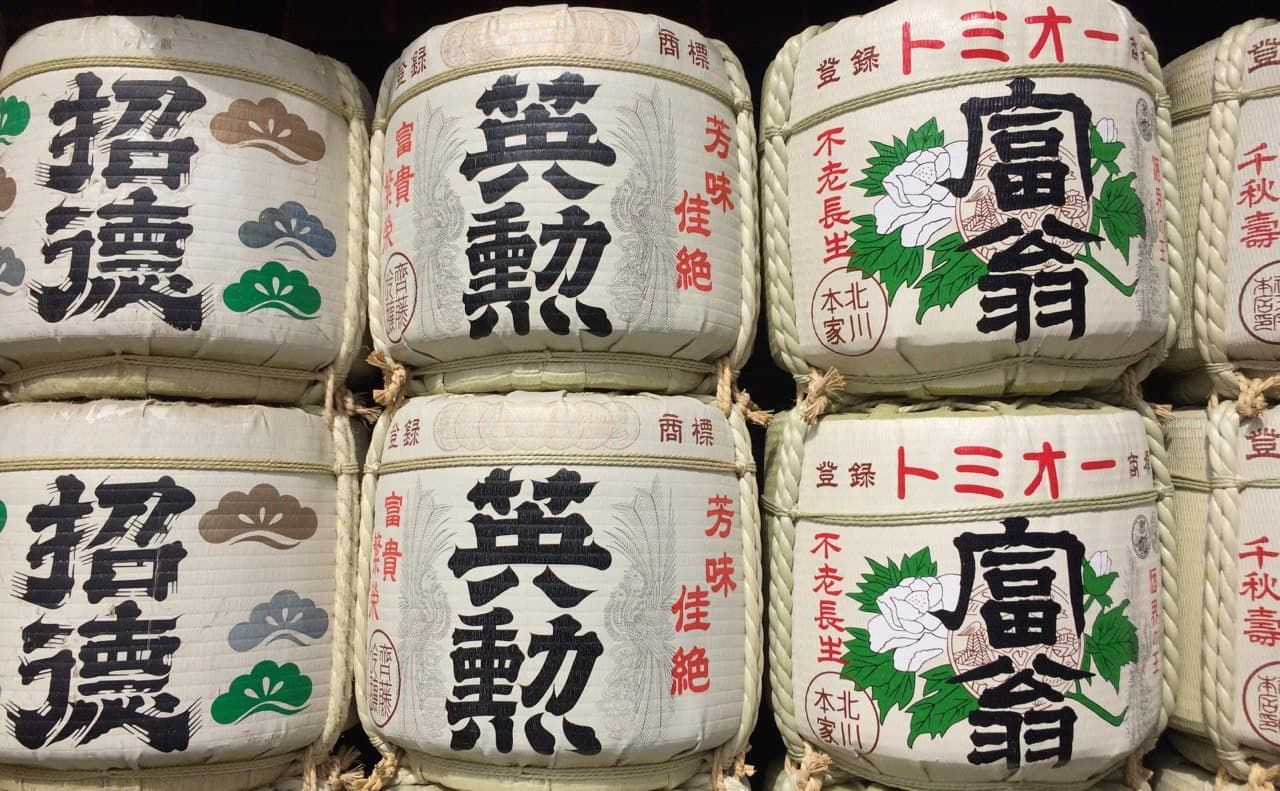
[1082,558,1118,609]
[914,232,988,323]
[906,665,980,747]
[0,96,30,142]
[1084,599,1139,692]
[899,547,937,578]
[847,216,924,304]
[0,499,6,534]
[1093,173,1146,262]
[842,627,917,723]
[848,549,935,613]
[1089,125,1125,176]
[852,118,944,196]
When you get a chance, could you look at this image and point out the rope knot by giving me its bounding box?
[1247,762,1280,791]
[368,351,408,415]
[1236,372,1280,419]
[783,743,831,791]
[358,748,401,791]
[801,367,844,424]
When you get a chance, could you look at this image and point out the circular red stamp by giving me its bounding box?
[382,252,418,344]
[809,267,887,357]
[367,629,401,728]
[1243,661,1280,747]
[803,670,880,754]
[1239,261,1280,345]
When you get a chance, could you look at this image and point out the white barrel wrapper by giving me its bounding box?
[765,402,1168,789]
[762,0,1176,398]
[1167,405,1280,780]
[1163,20,1280,399]
[0,17,367,404]
[370,6,758,395]
[0,401,355,789]
[356,392,760,790]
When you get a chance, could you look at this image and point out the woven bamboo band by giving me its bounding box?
[374,453,751,477]
[413,350,721,377]
[1172,84,1280,123]
[380,54,746,130]
[396,748,707,785]
[0,55,361,121]
[0,456,356,475]
[0,353,326,386]
[765,63,1162,142]
[764,488,1160,527]
[795,349,1154,391]
[0,753,294,785]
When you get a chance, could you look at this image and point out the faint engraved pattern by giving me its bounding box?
[398,488,453,737]
[412,104,467,334]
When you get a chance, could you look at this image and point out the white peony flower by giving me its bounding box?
[873,141,968,248]
[867,574,961,672]
[1089,549,1112,577]
[1096,117,1118,143]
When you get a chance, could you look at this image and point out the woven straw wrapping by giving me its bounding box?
[1163,19,1280,403]
[764,398,1177,790]
[366,6,759,397]
[0,400,359,790]
[353,392,761,790]
[760,0,1182,399]
[1166,403,1280,782]
[0,16,369,405]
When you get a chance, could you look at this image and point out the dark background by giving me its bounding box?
[1,1,1260,784]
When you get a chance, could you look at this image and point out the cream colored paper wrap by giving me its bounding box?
[0,17,368,405]
[1163,20,1280,403]
[354,392,761,790]
[1166,405,1280,781]
[761,0,1180,399]
[367,6,758,396]
[764,400,1176,789]
[0,400,359,791]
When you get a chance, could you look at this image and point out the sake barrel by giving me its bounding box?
[761,0,1180,398]
[1162,20,1280,403]
[0,17,368,405]
[763,399,1174,788]
[368,6,758,396]
[354,392,761,790]
[0,400,359,790]
[1165,403,1280,780]
[1149,753,1234,791]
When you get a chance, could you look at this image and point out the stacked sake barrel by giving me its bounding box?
[0,16,368,790]
[355,8,762,791]
[759,0,1181,788]
[1160,19,1280,404]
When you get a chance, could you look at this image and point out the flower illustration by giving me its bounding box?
[873,141,967,247]
[1089,549,1112,577]
[866,574,961,672]
[1096,117,1118,144]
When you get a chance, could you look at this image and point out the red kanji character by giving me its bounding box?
[851,46,880,75]
[953,445,1004,499]
[818,634,844,664]
[1239,177,1280,208]
[394,62,406,87]
[1023,441,1066,499]
[897,446,940,499]
[813,564,844,596]
[410,46,427,76]
[1025,6,1072,63]
[383,170,395,209]
[688,40,710,69]
[1247,428,1280,460]
[817,57,840,88]
[1249,38,1280,73]
[1083,29,1121,42]
[394,164,413,207]
[705,171,734,211]
[817,160,849,194]
[824,230,851,264]
[382,215,393,250]
[384,492,404,528]
[815,599,844,631]
[1080,458,1118,472]
[675,191,712,237]
[1242,537,1280,568]
[901,22,945,75]
[819,196,851,229]
[672,584,711,631]
[1240,143,1277,176]
[671,647,710,694]
[815,460,838,488]
[705,115,731,159]
[382,538,402,582]
[1245,606,1280,646]
[960,10,1009,62]
[706,554,737,596]
[372,532,383,571]
[819,289,844,314]
[811,531,842,559]
[402,418,421,447]
[813,126,846,158]
[823,318,845,345]
[706,494,735,537]
[1243,571,1280,602]
[848,462,875,488]
[387,423,400,449]
[1243,211,1280,248]
[659,28,680,59]
[369,581,381,620]
[675,246,712,292]
[395,121,414,158]
[659,413,683,443]
[692,418,715,446]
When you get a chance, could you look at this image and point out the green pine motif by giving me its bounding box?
[211,660,312,724]
[222,261,322,319]
[0,499,6,534]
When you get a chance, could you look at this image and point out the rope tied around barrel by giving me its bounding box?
[1118,369,1173,424]
[357,748,401,791]
[782,743,831,791]
[1236,372,1280,419]
[714,357,773,426]
[1216,763,1280,791]
[710,745,756,790]
[301,745,364,791]
[368,351,407,415]
[800,367,844,424]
